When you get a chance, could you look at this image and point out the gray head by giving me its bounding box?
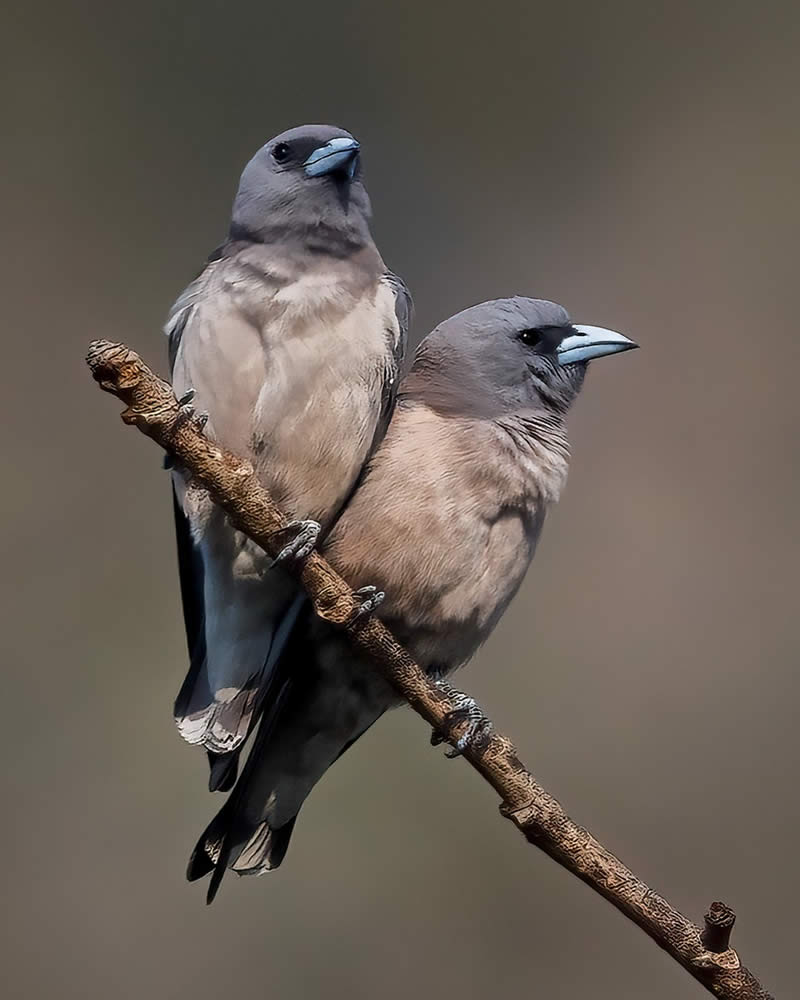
[405,297,636,420]
[229,125,373,254]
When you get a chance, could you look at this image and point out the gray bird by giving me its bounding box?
[167,125,410,790]
[187,296,637,901]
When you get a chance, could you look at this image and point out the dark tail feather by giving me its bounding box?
[185,803,237,905]
[186,803,229,882]
[206,836,234,905]
[207,750,239,792]
[186,840,215,881]
[194,719,378,897]
[187,799,300,904]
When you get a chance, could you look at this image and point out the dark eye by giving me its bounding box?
[272,142,291,164]
[518,329,542,347]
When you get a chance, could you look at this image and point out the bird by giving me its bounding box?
[186,295,637,901]
[166,125,411,792]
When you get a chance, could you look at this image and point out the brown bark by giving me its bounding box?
[86,339,774,1000]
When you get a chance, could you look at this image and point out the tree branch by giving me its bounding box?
[86,339,773,1000]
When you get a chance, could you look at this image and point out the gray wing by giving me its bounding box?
[166,237,230,366]
[165,256,218,372]
[171,488,206,694]
[379,269,412,428]
[166,268,211,698]
[332,270,411,515]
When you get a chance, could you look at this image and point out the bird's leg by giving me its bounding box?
[350,585,385,621]
[430,673,493,757]
[268,520,322,567]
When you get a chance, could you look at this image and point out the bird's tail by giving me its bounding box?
[187,799,299,904]
[190,705,382,903]
[188,714,384,902]
[187,626,392,902]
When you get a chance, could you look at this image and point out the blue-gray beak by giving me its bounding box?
[303,137,360,179]
[557,325,638,365]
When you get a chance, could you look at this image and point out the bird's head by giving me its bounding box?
[408,297,637,421]
[229,124,372,251]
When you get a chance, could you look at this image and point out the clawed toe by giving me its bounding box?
[444,711,493,757]
[269,520,322,567]
[430,678,493,757]
[351,585,385,622]
[174,388,209,434]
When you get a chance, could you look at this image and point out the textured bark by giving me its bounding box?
[87,339,774,1000]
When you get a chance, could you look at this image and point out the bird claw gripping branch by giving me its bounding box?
[268,519,322,568]
[430,676,494,757]
[350,585,386,621]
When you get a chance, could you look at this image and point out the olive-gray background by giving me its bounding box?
[3,2,798,997]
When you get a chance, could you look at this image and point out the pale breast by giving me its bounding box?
[252,276,399,524]
[325,404,545,669]
[172,254,399,528]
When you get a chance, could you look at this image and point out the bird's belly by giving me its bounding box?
[173,282,391,529]
[383,510,535,671]
[251,322,385,525]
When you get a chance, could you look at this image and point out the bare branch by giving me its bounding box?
[86,339,774,1000]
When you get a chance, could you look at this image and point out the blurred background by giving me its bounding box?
[3,1,799,996]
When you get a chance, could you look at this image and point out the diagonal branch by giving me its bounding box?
[86,339,773,1000]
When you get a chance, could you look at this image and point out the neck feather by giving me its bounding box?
[493,411,571,503]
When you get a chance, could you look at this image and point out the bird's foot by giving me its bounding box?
[430,676,493,757]
[269,520,322,567]
[351,585,385,622]
[165,389,208,471]
[175,388,209,431]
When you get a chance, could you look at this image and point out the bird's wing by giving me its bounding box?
[377,269,412,437]
[165,263,214,706]
[171,486,207,696]
[165,258,216,374]
[330,270,412,520]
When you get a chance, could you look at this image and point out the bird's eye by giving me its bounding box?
[518,329,542,347]
[272,142,292,164]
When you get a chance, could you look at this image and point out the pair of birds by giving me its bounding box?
[167,124,637,902]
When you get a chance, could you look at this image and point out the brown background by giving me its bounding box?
[3,2,799,997]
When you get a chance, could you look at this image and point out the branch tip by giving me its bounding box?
[702,901,737,953]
